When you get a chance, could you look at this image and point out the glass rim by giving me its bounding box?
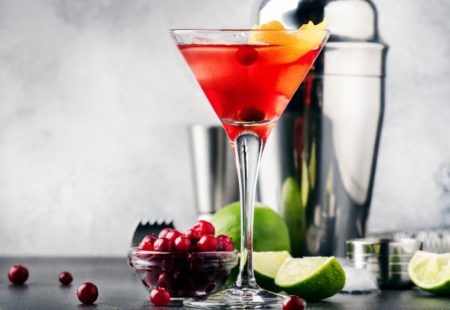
[170,28,330,34]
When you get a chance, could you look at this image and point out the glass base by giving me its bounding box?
[183,286,288,309]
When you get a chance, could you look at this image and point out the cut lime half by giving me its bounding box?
[408,251,450,295]
[254,251,291,292]
[275,257,345,301]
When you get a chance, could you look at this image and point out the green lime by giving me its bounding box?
[408,251,450,295]
[281,177,305,257]
[211,202,291,252]
[275,257,346,301]
[254,251,291,292]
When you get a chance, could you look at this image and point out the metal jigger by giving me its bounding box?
[189,125,239,219]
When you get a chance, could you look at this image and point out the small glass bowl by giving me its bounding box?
[128,249,239,298]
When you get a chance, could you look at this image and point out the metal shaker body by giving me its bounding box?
[256,0,388,257]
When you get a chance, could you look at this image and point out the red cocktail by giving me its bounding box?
[179,44,320,142]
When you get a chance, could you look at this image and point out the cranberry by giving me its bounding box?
[239,107,265,122]
[217,235,235,251]
[165,229,183,244]
[77,282,98,305]
[174,235,191,252]
[197,234,218,252]
[139,235,157,250]
[138,236,156,251]
[158,228,174,239]
[188,253,204,272]
[236,46,259,65]
[204,281,216,293]
[8,264,29,285]
[188,220,215,241]
[150,287,171,306]
[154,238,171,252]
[283,295,304,310]
[157,273,173,290]
[59,271,73,286]
[142,234,157,244]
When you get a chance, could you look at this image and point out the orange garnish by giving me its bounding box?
[249,19,327,64]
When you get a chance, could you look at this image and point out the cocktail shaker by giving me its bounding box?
[189,125,239,219]
[255,0,388,257]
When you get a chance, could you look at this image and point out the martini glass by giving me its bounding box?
[171,28,329,308]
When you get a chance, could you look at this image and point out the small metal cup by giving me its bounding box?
[346,238,423,288]
[189,125,239,218]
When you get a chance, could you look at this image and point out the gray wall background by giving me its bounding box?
[0,0,448,256]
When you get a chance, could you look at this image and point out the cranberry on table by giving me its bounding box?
[150,287,171,306]
[58,271,73,286]
[174,235,191,252]
[197,234,218,252]
[77,282,99,305]
[154,238,171,252]
[217,234,235,251]
[8,264,29,285]
[283,295,305,310]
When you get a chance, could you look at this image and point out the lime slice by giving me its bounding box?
[408,251,450,295]
[275,257,346,301]
[254,251,291,292]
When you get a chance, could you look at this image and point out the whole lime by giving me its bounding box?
[211,202,291,252]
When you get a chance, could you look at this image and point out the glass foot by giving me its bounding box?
[183,286,289,309]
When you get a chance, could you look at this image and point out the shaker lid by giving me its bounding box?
[258,0,380,42]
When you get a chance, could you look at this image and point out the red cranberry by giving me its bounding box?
[165,229,183,244]
[138,236,156,251]
[283,295,304,310]
[8,264,29,285]
[150,287,171,306]
[188,253,204,272]
[139,235,156,249]
[158,228,174,239]
[77,282,98,305]
[217,235,235,251]
[157,273,172,289]
[188,221,215,241]
[239,107,265,122]
[197,234,218,252]
[236,46,259,65]
[174,235,191,252]
[154,238,171,252]
[59,271,73,286]
[141,234,157,244]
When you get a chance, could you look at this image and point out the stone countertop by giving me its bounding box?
[0,257,449,309]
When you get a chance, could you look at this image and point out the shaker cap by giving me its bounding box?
[258,0,380,42]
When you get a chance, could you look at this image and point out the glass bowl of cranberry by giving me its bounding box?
[128,221,239,299]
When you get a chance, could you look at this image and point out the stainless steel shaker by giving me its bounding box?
[189,125,239,219]
[255,0,388,257]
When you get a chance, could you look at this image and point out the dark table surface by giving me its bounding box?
[0,257,449,310]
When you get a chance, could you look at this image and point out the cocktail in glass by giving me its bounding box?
[171,27,329,308]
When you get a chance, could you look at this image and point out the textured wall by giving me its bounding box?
[0,0,448,256]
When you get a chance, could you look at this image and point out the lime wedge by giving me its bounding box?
[408,251,450,295]
[254,251,291,292]
[275,257,346,301]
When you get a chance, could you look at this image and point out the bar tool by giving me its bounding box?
[346,238,423,289]
[256,0,388,257]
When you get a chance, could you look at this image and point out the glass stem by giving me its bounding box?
[233,133,263,289]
